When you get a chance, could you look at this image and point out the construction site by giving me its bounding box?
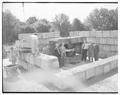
[3,30,118,92]
[2,2,118,93]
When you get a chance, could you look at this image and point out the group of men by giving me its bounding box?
[54,40,100,67]
[81,40,99,62]
[54,43,66,67]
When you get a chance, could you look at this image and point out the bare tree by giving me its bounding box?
[53,13,71,37]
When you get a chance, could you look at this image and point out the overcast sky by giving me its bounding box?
[3,3,117,23]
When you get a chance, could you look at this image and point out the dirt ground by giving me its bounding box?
[2,58,118,92]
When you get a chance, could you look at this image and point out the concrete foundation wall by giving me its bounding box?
[18,32,60,40]
[56,55,118,81]
[69,30,118,58]
[18,30,118,58]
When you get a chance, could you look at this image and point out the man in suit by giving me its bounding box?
[94,44,99,61]
[88,43,94,62]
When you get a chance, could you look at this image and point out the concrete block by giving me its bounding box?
[90,31,96,37]
[99,38,103,44]
[95,66,104,76]
[86,68,95,79]
[100,38,107,44]
[103,64,110,74]
[105,45,111,51]
[103,38,107,44]
[76,38,79,43]
[78,31,81,36]
[77,31,80,36]
[107,38,115,45]
[84,31,90,37]
[99,51,109,58]
[110,30,118,38]
[74,32,77,36]
[87,37,92,43]
[35,54,59,70]
[96,38,100,43]
[110,60,117,70]
[18,33,33,40]
[86,37,90,43]
[73,71,86,81]
[110,45,118,51]
[111,60,118,68]
[72,32,75,36]
[71,32,74,37]
[38,34,43,38]
[114,39,118,45]
[96,31,102,37]
[77,37,82,42]
[73,31,77,36]
[109,51,117,57]
[102,45,107,51]
[102,31,110,37]
[69,32,72,37]
[92,38,97,43]
[71,37,77,43]
[55,32,60,38]
[99,44,104,51]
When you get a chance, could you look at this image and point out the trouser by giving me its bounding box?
[94,53,99,61]
[55,53,63,68]
[81,49,87,61]
[59,57,65,68]
[88,56,94,62]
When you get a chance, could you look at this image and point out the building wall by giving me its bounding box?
[18,30,118,58]
[56,55,118,81]
[69,30,118,58]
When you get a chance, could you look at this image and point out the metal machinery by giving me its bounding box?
[48,36,86,64]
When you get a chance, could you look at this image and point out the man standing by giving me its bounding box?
[54,43,62,67]
[88,43,94,62]
[29,34,39,65]
[94,44,99,61]
[30,34,39,55]
[60,43,66,58]
[81,40,88,61]
[9,47,16,65]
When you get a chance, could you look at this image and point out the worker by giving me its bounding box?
[88,43,94,62]
[9,47,16,65]
[30,34,39,55]
[60,43,66,58]
[54,43,61,67]
[54,43,60,56]
[29,34,39,65]
[94,44,99,61]
[81,40,88,61]
[59,43,67,67]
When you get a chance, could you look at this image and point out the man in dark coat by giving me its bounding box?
[94,44,99,61]
[88,43,94,62]
[54,43,63,67]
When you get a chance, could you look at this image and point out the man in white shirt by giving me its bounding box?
[81,40,88,61]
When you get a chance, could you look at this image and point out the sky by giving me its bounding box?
[3,3,118,23]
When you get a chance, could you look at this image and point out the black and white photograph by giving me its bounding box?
[2,1,118,93]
